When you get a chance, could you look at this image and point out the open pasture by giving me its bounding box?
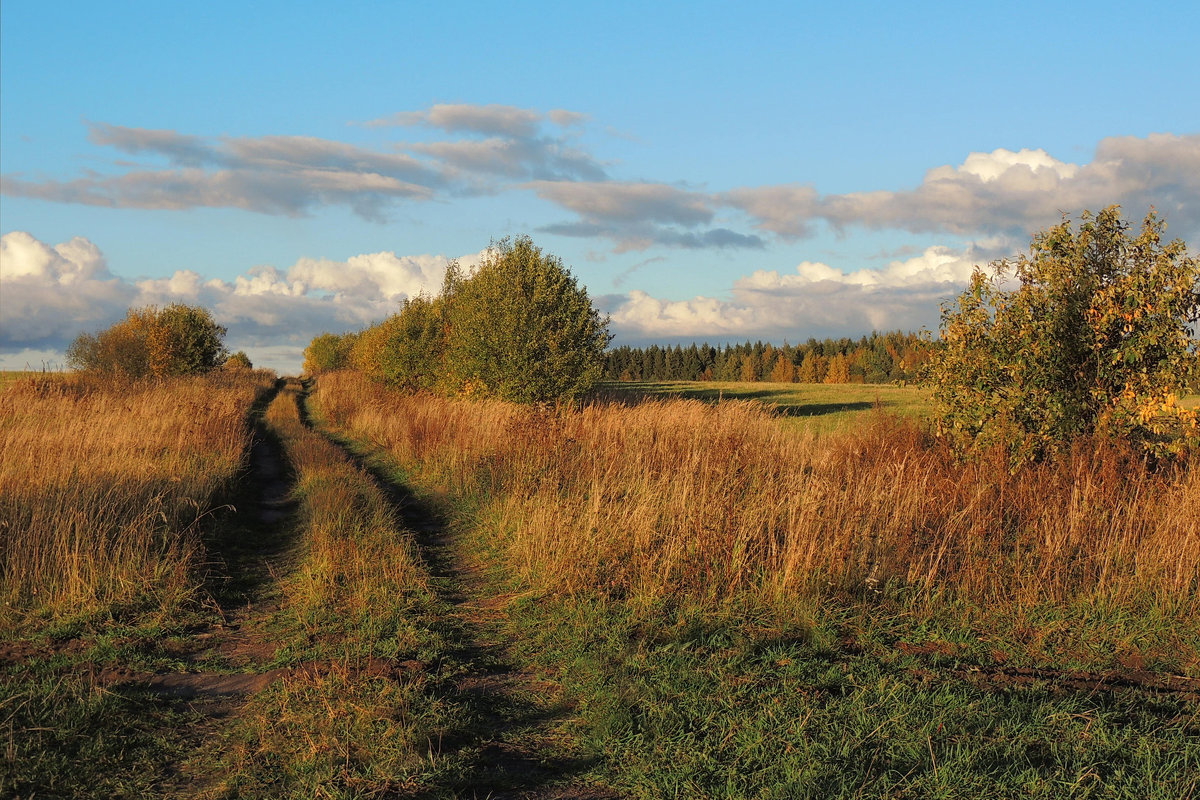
[604,379,931,433]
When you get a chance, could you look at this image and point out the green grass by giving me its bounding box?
[315,395,1200,799]
[504,595,1200,799]
[602,380,931,433]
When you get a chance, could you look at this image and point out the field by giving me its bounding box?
[2,371,1198,798]
[602,379,930,433]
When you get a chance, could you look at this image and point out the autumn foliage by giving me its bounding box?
[925,207,1200,462]
[66,304,229,380]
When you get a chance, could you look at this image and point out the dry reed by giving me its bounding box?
[0,371,274,621]
[313,371,1200,616]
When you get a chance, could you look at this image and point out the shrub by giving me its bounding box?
[66,304,228,379]
[924,206,1200,462]
[224,351,254,370]
[303,332,358,375]
[352,295,445,391]
[442,236,611,403]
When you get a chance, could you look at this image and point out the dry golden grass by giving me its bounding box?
[313,371,1200,618]
[0,370,274,622]
[264,380,426,620]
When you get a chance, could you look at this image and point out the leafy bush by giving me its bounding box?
[442,236,611,402]
[224,350,254,370]
[303,332,358,375]
[66,304,228,379]
[924,206,1199,462]
[350,295,445,391]
[319,236,611,403]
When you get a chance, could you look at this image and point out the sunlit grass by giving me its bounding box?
[0,370,275,625]
[601,380,931,434]
[312,370,1200,797]
[313,371,1200,671]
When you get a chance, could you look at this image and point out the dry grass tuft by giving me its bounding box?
[313,371,1200,618]
[0,370,274,622]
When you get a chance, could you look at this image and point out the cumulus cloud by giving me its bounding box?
[0,231,136,347]
[603,240,1012,344]
[0,231,467,372]
[723,134,1200,240]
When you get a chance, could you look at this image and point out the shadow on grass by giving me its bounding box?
[299,381,607,798]
[200,378,299,615]
[595,382,883,419]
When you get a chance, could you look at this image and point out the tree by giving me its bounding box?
[796,351,825,383]
[353,294,445,390]
[824,353,851,384]
[224,351,253,370]
[303,332,357,374]
[442,236,611,403]
[740,351,760,382]
[924,206,1199,461]
[769,353,796,383]
[66,305,227,379]
[148,304,228,377]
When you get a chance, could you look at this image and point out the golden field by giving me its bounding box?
[315,371,1200,622]
[0,370,274,622]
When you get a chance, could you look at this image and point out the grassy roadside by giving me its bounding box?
[310,372,1200,799]
[1,371,277,799]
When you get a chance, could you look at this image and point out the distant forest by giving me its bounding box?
[603,331,931,384]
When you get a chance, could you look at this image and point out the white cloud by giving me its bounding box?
[604,240,1011,343]
[1,231,471,372]
[947,147,1079,183]
[0,231,135,346]
[723,134,1200,240]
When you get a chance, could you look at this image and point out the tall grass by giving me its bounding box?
[313,371,1199,619]
[0,371,274,622]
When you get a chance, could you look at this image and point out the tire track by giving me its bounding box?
[300,383,617,800]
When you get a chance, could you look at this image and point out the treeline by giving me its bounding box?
[604,331,931,384]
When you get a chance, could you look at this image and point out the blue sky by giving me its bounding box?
[2,1,1198,372]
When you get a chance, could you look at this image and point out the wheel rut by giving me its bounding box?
[300,388,616,800]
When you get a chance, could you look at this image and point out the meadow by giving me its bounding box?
[602,379,930,433]
[3,369,1198,798]
[0,369,275,622]
[312,371,1200,797]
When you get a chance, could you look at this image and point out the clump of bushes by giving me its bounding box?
[67,304,230,379]
[306,236,611,403]
[224,350,254,370]
[924,206,1199,462]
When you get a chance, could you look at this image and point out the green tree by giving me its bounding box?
[148,304,228,377]
[442,236,611,403]
[303,332,357,374]
[924,206,1200,461]
[353,294,445,390]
